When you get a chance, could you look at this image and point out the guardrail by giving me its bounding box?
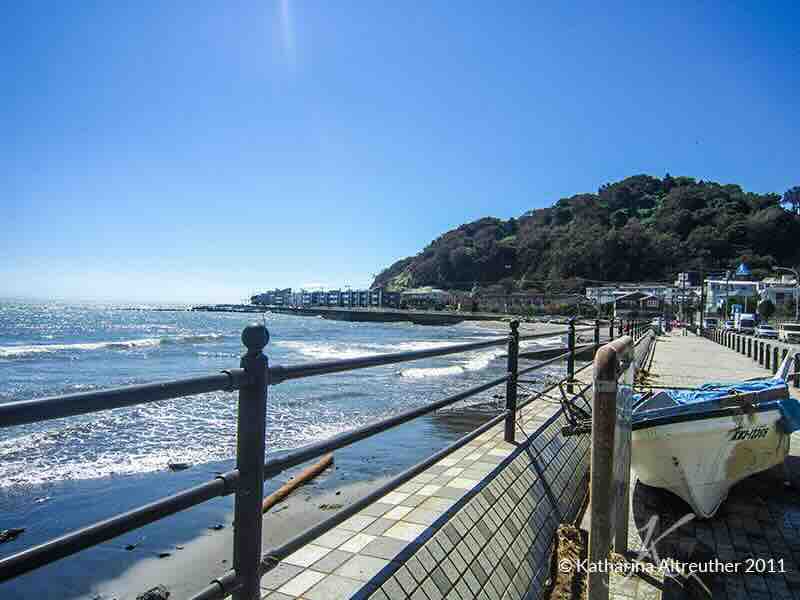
[703,328,800,389]
[0,317,651,599]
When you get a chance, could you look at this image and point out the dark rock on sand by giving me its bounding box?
[136,585,170,600]
[167,462,190,471]
[0,528,24,544]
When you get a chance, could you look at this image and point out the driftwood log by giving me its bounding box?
[262,453,334,513]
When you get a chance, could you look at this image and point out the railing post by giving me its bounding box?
[795,353,799,389]
[504,321,519,443]
[773,346,780,374]
[594,319,601,352]
[588,338,631,600]
[766,344,771,371]
[233,325,269,600]
[567,318,576,393]
[618,319,623,337]
[609,318,614,341]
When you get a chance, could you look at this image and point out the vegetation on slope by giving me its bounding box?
[372,175,800,292]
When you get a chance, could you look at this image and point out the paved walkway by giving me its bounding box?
[259,398,571,600]
[632,330,800,599]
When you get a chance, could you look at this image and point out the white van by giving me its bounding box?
[734,313,757,335]
[779,323,800,344]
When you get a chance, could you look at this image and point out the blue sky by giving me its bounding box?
[2,1,798,303]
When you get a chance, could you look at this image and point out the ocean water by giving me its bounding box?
[0,301,567,598]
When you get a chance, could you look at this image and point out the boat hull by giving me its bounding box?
[631,408,789,518]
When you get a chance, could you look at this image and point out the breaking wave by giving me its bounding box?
[0,334,224,359]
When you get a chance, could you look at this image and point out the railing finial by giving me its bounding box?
[509,319,520,333]
[242,324,269,355]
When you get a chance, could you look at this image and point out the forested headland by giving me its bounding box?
[372,175,800,292]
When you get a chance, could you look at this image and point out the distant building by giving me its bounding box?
[251,288,293,306]
[401,287,452,309]
[613,291,663,319]
[674,271,701,287]
[704,279,759,312]
[759,279,799,311]
[586,285,677,306]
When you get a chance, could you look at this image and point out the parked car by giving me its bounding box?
[722,320,735,331]
[755,324,778,339]
[703,317,719,330]
[779,323,800,344]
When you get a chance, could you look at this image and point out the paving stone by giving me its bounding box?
[383,505,414,521]
[384,521,428,542]
[379,576,408,600]
[339,532,378,553]
[363,517,396,537]
[404,507,441,526]
[315,527,356,549]
[277,569,326,596]
[361,536,411,560]
[382,491,411,505]
[304,574,371,600]
[416,484,442,496]
[283,543,331,567]
[260,562,304,591]
[311,548,354,573]
[361,502,394,518]
[335,554,392,582]
[340,514,377,532]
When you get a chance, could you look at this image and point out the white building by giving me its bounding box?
[704,280,760,312]
[759,276,799,311]
[586,285,678,306]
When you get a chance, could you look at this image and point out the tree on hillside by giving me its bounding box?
[783,186,800,214]
[758,299,776,322]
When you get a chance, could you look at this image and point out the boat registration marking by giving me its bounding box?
[730,426,770,441]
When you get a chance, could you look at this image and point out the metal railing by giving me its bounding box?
[0,317,650,599]
[703,327,800,389]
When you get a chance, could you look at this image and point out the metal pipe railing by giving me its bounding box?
[504,321,520,442]
[0,319,618,598]
[0,370,247,428]
[587,336,636,600]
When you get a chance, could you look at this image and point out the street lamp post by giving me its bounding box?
[773,266,800,322]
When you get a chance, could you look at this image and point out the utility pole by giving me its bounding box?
[724,270,730,321]
[773,266,800,322]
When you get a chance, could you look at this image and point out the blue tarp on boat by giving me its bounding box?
[633,375,800,433]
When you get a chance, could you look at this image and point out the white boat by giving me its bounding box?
[630,355,797,518]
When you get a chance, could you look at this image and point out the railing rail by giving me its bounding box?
[0,317,651,599]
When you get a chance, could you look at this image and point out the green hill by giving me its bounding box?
[372,175,800,292]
